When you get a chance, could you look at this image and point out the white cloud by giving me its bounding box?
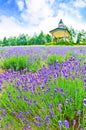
[73,0,86,8]
[21,0,55,24]
[59,2,82,19]
[16,0,25,11]
[0,15,28,39]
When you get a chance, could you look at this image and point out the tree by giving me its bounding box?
[7,36,17,46]
[36,31,46,44]
[76,30,86,44]
[45,34,52,43]
[76,32,82,44]
[17,34,27,45]
[2,37,8,46]
[68,27,76,43]
[0,40,3,46]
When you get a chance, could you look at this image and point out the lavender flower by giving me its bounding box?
[65,99,69,104]
[73,120,76,125]
[48,104,53,109]
[58,102,62,112]
[50,111,54,117]
[45,115,50,120]
[58,120,62,129]
[63,120,69,129]
[83,99,86,106]
[35,115,40,120]
[77,110,82,115]
[34,122,42,126]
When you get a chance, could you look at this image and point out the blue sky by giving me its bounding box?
[0,0,86,39]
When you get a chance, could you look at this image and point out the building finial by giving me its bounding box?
[58,19,64,28]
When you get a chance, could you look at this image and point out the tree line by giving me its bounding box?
[0,31,52,46]
[0,28,86,46]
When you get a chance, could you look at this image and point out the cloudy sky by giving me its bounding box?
[0,0,86,39]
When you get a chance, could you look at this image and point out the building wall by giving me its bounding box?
[51,30,70,38]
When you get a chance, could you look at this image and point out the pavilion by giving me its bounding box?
[49,19,71,41]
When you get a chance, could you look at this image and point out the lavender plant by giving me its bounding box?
[0,46,86,130]
[0,60,86,130]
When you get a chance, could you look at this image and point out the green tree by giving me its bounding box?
[2,37,8,46]
[45,34,52,43]
[7,36,17,46]
[0,40,3,46]
[17,34,27,45]
[36,31,46,44]
[68,27,76,43]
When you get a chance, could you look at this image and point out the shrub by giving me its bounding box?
[1,55,44,72]
[27,56,43,72]
[55,40,73,46]
[1,55,29,71]
[47,54,65,64]
[45,42,56,46]
[65,51,74,60]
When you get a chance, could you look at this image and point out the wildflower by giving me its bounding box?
[83,99,86,106]
[58,120,62,129]
[24,96,28,101]
[12,111,16,115]
[34,122,42,126]
[48,104,53,109]
[38,91,40,95]
[84,78,86,83]
[70,97,73,103]
[35,115,40,120]
[73,120,76,125]
[33,100,36,104]
[0,88,2,92]
[65,99,69,104]
[6,124,8,127]
[50,111,54,117]
[22,86,28,91]
[45,115,50,120]
[77,110,82,115]
[63,120,69,129]
[54,88,57,92]
[22,119,27,123]
[58,102,62,112]
[42,98,44,102]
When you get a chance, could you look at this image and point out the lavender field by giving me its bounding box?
[0,46,86,58]
[0,46,86,130]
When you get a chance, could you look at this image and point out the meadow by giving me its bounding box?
[0,46,86,130]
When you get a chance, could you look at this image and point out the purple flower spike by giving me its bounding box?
[35,115,40,120]
[73,120,76,125]
[48,104,53,109]
[50,111,54,117]
[34,122,42,127]
[83,99,86,106]
[77,110,81,115]
[63,120,69,129]
[65,99,69,104]
[54,88,57,92]
[45,115,50,120]
[58,120,62,129]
